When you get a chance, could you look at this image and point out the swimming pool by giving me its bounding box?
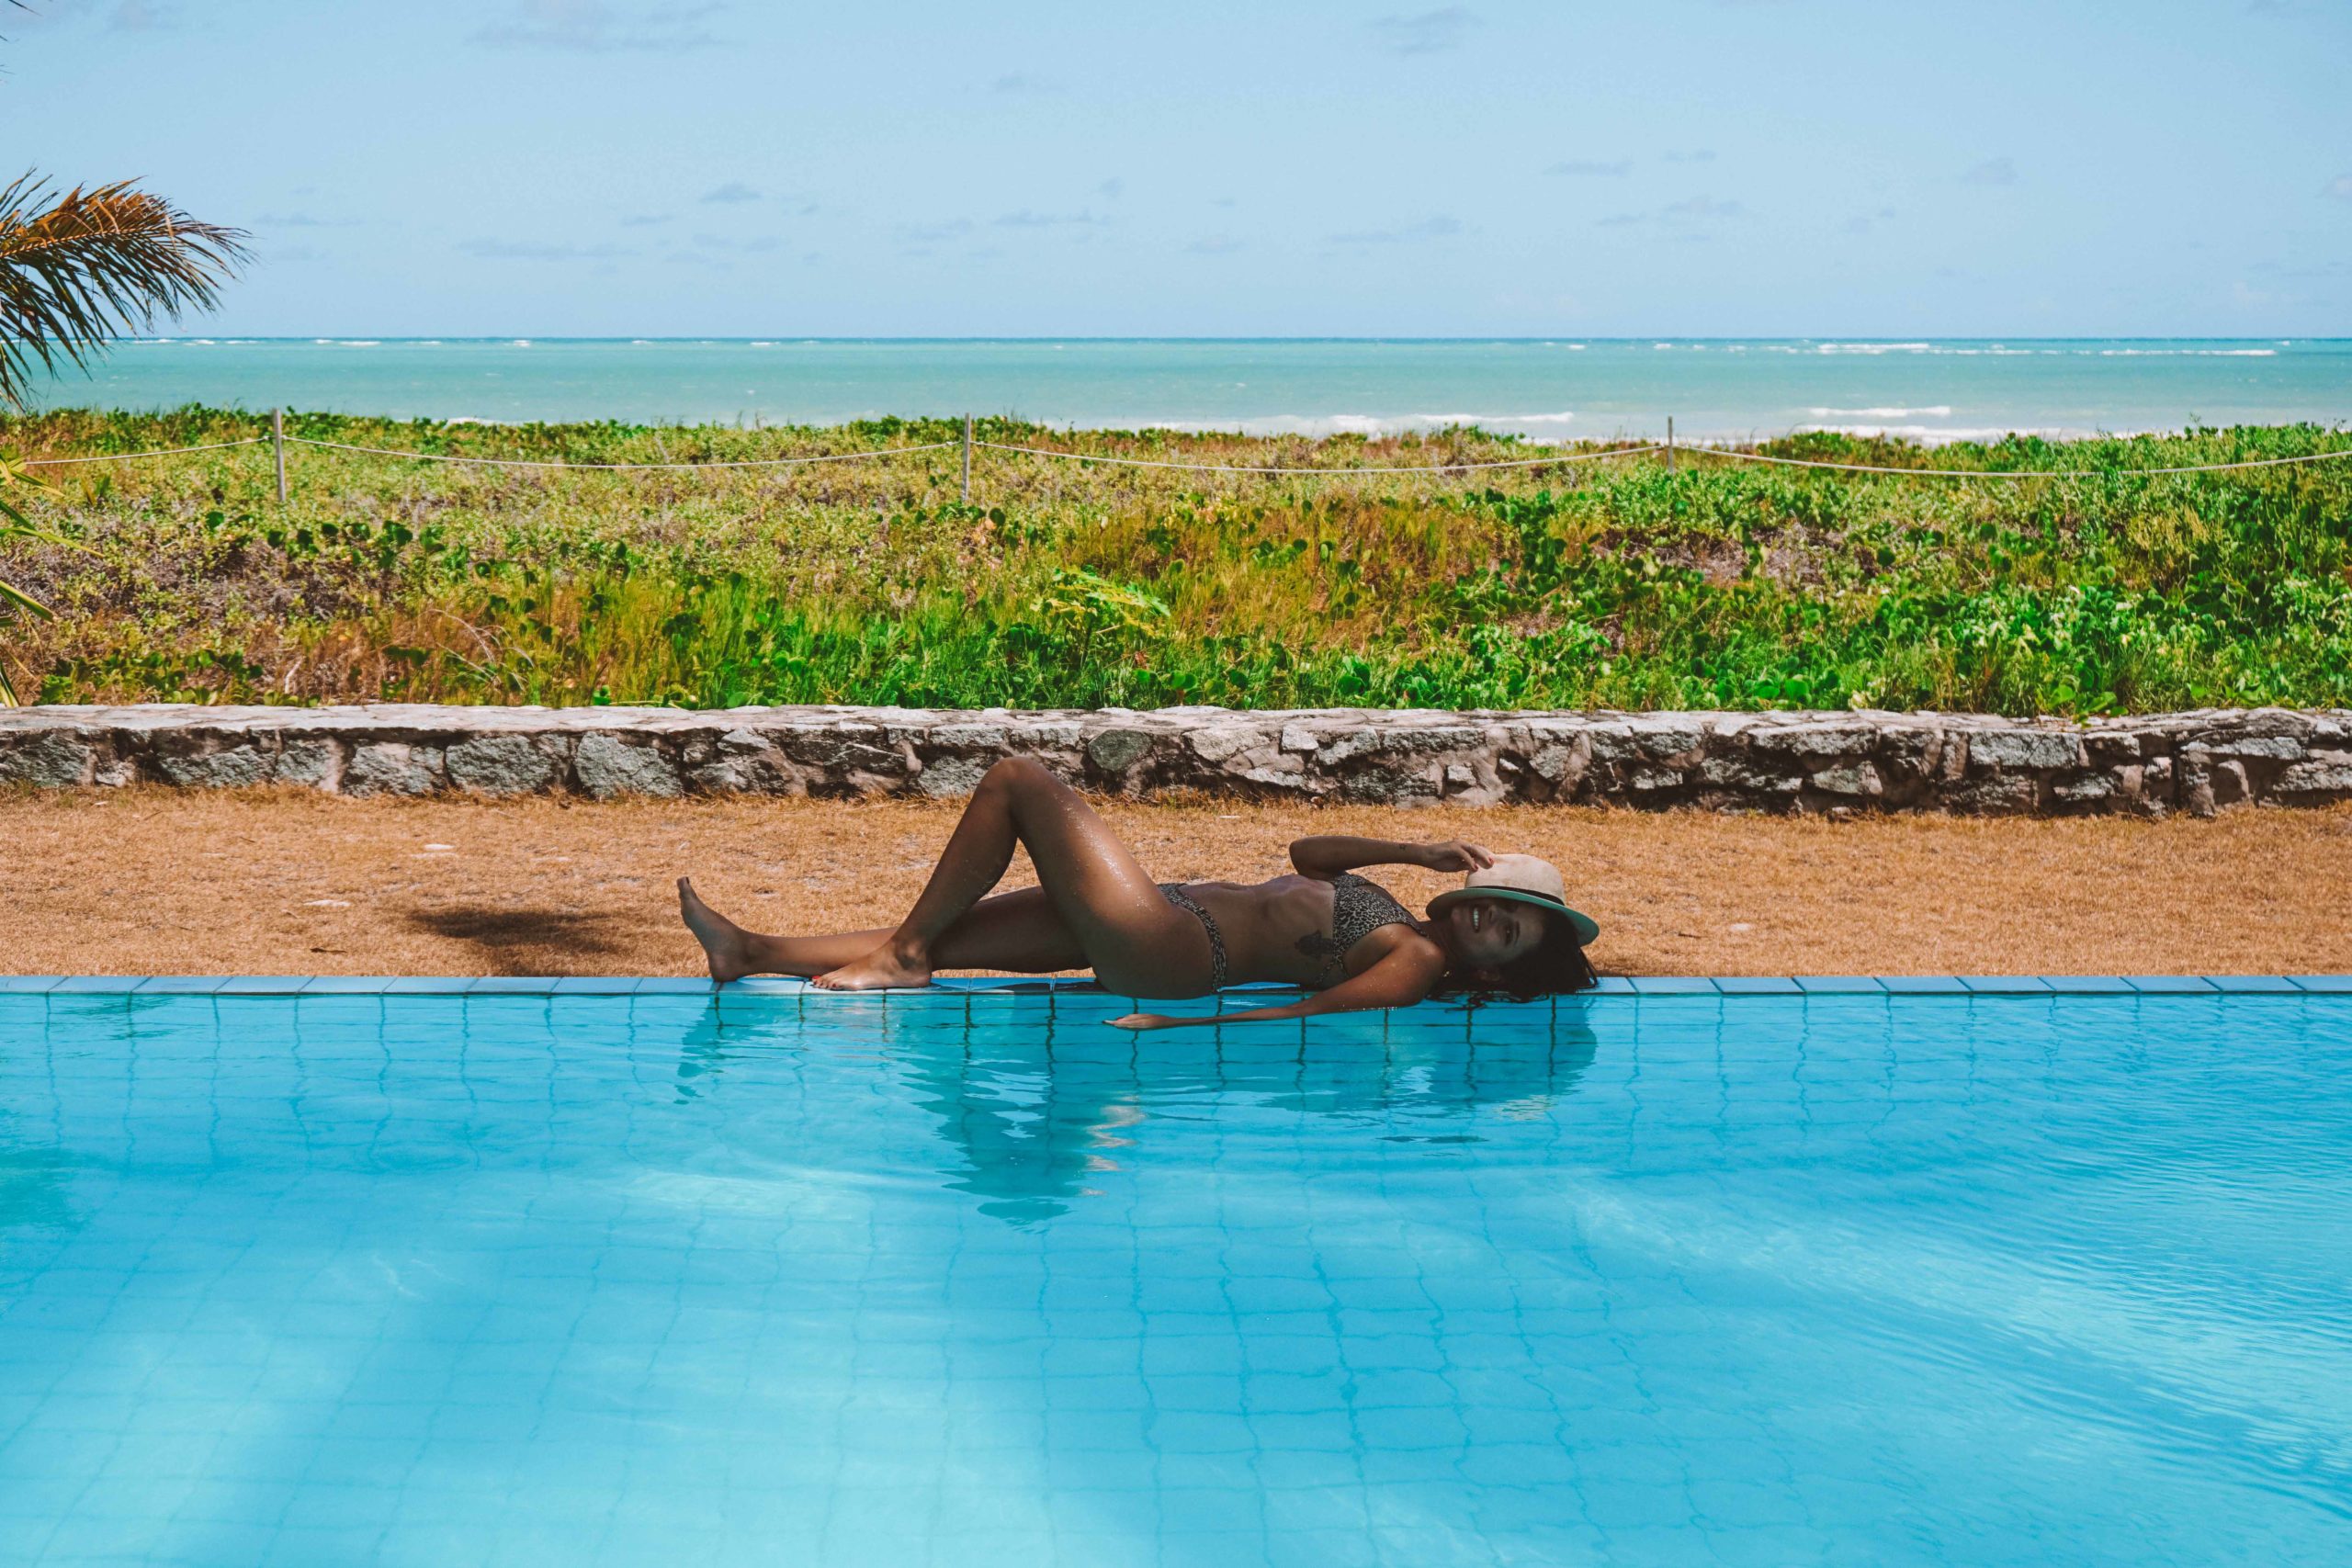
[3,979,2348,1566]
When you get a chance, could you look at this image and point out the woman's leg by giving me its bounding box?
[680,882,1087,982]
[808,758,1208,995]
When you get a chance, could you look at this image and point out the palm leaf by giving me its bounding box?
[0,454,68,704]
[0,174,249,407]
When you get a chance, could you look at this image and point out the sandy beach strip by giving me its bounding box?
[7,789,2349,980]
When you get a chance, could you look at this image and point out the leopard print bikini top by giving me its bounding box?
[1294,873,1417,987]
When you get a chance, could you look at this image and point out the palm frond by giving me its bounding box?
[0,453,66,703]
[0,174,249,407]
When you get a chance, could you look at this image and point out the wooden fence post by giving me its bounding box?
[961,414,974,504]
[1667,415,1675,476]
[272,409,288,504]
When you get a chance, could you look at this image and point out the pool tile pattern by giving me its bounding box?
[0,985,2346,1565]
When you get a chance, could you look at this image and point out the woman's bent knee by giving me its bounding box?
[981,755,1057,794]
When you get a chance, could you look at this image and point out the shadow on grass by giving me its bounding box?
[406,906,629,976]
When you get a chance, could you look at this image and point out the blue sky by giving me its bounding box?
[6,0,2349,335]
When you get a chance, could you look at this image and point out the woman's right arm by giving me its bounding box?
[1288,836,1494,878]
[1107,939,1448,1031]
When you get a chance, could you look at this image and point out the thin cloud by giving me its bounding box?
[1184,234,1244,254]
[1662,196,1744,220]
[460,238,634,261]
[992,71,1058,94]
[1096,177,1125,201]
[690,232,781,253]
[472,2,726,53]
[2322,174,2352,201]
[1665,149,1715,164]
[894,219,975,246]
[1843,206,1898,235]
[700,182,762,204]
[992,209,1107,229]
[1367,6,1479,55]
[254,212,359,229]
[109,1,180,31]
[1599,197,1746,229]
[2252,256,2352,278]
[1962,157,2018,186]
[1546,159,1632,177]
[1328,214,1463,244]
[619,213,674,227]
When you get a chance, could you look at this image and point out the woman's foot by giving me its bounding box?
[678,877,758,984]
[811,942,933,990]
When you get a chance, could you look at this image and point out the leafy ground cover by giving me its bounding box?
[3,408,2348,716]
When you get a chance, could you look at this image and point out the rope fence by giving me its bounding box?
[23,436,269,467]
[969,439,1667,475]
[288,435,960,471]
[8,416,2350,503]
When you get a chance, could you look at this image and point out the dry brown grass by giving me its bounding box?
[6,789,2349,979]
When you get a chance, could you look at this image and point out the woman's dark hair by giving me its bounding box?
[1433,915,1599,1001]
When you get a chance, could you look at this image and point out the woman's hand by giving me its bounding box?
[1417,840,1496,874]
[1107,1012,1193,1031]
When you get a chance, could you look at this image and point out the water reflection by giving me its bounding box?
[673,990,1599,1226]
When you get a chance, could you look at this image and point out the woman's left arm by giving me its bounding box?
[1108,940,1448,1031]
[1288,836,1493,878]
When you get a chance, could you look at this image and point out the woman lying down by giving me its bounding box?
[679,758,1600,1031]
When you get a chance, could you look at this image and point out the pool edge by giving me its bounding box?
[6,975,2348,998]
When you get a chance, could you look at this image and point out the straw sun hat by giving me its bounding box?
[1425,853,1601,948]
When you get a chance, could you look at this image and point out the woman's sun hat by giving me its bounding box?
[1427,853,1600,947]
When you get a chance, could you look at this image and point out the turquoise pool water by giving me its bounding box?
[3,984,2348,1566]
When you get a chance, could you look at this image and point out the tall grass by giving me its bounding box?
[4,408,2348,715]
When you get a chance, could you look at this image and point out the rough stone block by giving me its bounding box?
[1085,728,1153,774]
[1697,757,1803,795]
[1340,763,1440,805]
[1948,774,2041,815]
[276,739,338,789]
[689,751,804,795]
[775,726,900,773]
[1631,722,1704,760]
[1585,724,1639,761]
[1811,762,1883,797]
[1528,739,1588,784]
[1187,726,1264,764]
[154,744,274,790]
[1009,720,1081,750]
[1969,730,2084,771]
[915,754,991,798]
[1875,727,1945,774]
[446,734,563,795]
[928,722,1012,751]
[2272,757,2352,799]
[344,741,439,797]
[574,733,682,799]
[2199,735,2306,761]
[0,732,96,787]
[1750,725,1876,760]
[2052,773,2115,804]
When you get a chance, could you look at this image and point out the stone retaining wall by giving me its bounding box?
[4,704,2349,817]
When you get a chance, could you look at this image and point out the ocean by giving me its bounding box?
[33,337,2352,444]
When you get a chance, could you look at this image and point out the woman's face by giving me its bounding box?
[1446,897,1544,971]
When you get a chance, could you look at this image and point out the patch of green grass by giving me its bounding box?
[4,408,2348,714]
